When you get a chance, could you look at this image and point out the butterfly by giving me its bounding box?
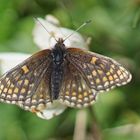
[0,37,132,115]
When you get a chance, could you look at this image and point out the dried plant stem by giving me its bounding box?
[88,106,102,140]
[73,110,87,140]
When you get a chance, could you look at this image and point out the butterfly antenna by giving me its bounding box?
[64,20,92,41]
[33,17,58,42]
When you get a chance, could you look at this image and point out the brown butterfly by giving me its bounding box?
[0,20,132,115]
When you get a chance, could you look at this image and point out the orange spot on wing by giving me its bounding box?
[22,65,29,74]
[109,76,113,81]
[91,57,97,64]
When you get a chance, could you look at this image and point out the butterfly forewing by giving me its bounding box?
[65,48,131,96]
[0,49,52,112]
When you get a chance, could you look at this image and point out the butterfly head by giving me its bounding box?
[57,38,64,44]
[51,38,66,65]
[54,38,66,50]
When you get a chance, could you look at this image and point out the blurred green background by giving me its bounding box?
[0,0,139,140]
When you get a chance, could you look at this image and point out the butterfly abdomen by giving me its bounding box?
[51,42,65,100]
[51,65,64,100]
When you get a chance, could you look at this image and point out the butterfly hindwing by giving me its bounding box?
[0,49,52,112]
[25,76,52,112]
[59,62,96,108]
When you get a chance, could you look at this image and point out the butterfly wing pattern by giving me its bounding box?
[0,50,52,112]
[59,48,132,108]
[59,62,96,108]
[0,39,132,118]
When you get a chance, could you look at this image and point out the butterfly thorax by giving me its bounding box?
[50,39,66,100]
[52,39,66,64]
